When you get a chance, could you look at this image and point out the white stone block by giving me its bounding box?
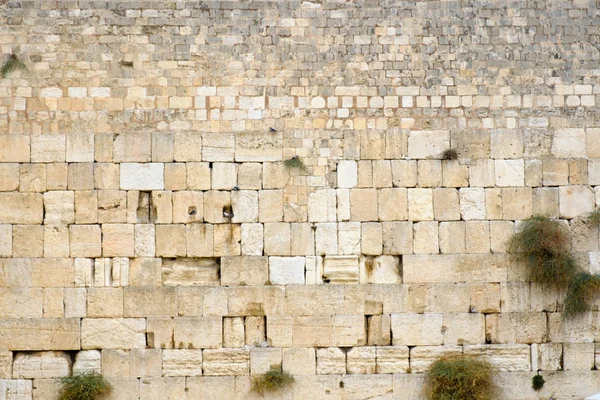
[552,128,586,158]
[407,130,449,159]
[337,160,358,188]
[559,186,594,219]
[494,159,524,187]
[73,350,101,374]
[459,188,486,220]
[120,163,165,190]
[269,256,305,285]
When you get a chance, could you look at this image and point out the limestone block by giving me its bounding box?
[305,256,323,285]
[171,191,203,224]
[162,258,219,286]
[463,344,531,371]
[43,225,68,258]
[378,188,407,221]
[129,349,162,378]
[173,132,202,161]
[432,188,459,221]
[211,163,237,190]
[127,258,161,287]
[266,316,293,347]
[81,318,146,350]
[0,319,80,350]
[439,221,465,254]
[346,347,376,374]
[537,343,562,371]
[291,375,344,400]
[187,162,211,190]
[173,316,222,349]
[0,135,30,162]
[94,133,113,162]
[361,223,383,255]
[337,160,357,188]
[413,221,439,254]
[245,316,266,346]
[120,163,164,190]
[357,160,373,187]
[185,224,213,257]
[12,352,71,379]
[203,349,250,375]
[264,223,291,256]
[237,163,262,190]
[469,159,495,187]
[350,189,378,221]
[102,224,134,257]
[322,256,359,284]
[382,222,413,254]
[66,132,94,162]
[376,346,409,374]
[262,162,289,190]
[360,255,401,285]
[316,347,346,374]
[0,379,32,400]
[442,313,485,345]
[94,163,120,189]
[336,189,351,222]
[332,315,366,347]
[241,223,263,256]
[12,225,43,257]
[231,190,258,223]
[19,164,46,193]
[543,159,569,186]
[221,256,268,286]
[391,160,417,187]
[87,288,123,318]
[391,313,443,346]
[47,163,68,191]
[386,128,409,158]
[202,133,235,162]
[162,350,202,376]
[30,135,65,162]
[146,317,173,350]
[502,188,533,220]
[407,130,449,159]
[123,288,176,317]
[564,342,594,371]
[235,132,282,162]
[559,186,594,219]
[0,164,19,191]
[258,190,283,222]
[139,377,186,400]
[101,349,129,377]
[0,350,11,379]
[490,129,523,158]
[417,160,442,187]
[367,314,391,346]
[73,350,101,374]
[290,223,314,256]
[407,189,433,221]
[97,190,127,223]
[155,225,186,257]
[250,348,281,375]
[372,160,392,188]
[133,224,155,257]
[43,191,74,225]
[74,191,98,224]
[442,160,469,187]
[203,191,231,224]
[0,193,43,224]
[164,163,186,190]
[465,221,490,253]
[495,159,525,187]
[525,159,543,187]
[552,128,586,158]
[361,131,386,159]
[458,188,485,220]
[224,317,245,348]
[69,225,102,258]
[308,189,337,222]
[409,346,463,372]
[186,376,235,400]
[213,224,241,256]
[177,287,203,317]
[282,348,315,375]
[68,163,94,190]
[338,222,361,255]
[269,256,305,285]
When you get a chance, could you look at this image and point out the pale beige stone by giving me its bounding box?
[12,352,71,379]
[0,135,30,162]
[82,318,146,349]
[407,188,433,221]
[102,224,134,257]
[316,347,346,374]
[442,160,469,187]
[203,349,249,375]
[502,188,532,220]
[162,350,202,376]
[263,162,289,189]
[346,347,376,374]
[240,223,263,256]
[439,221,466,253]
[213,224,241,256]
[559,185,594,219]
[249,348,281,375]
[97,190,127,223]
[12,225,43,257]
[187,162,211,190]
[361,222,383,255]
[417,160,442,187]
[360,255,400,284]
[413,221,439,254]
[73,350,101,374]
[463,344,531,371]
[282,348,316,375]
[376,346,409,373]
[70,225,101,257]
[236,132,282,162]
[155,224,186,257]
[0,193,43,224]
[174,316,222,349]
[172,191,203,223]
[162,258,219,286]
[88,288,123,318]
[323,256,359,284]
[382,222,413,254]
[486,313,546,344]
[391,160,417,187]
[258,190,283,222]
[367,314,391,346]
[237,162,262,190]
[0,164,20,192]
[409,346,462,372]
[433,188,460,221]
[308,189,337,222]
[391,313,443,346]
[378,188,407,221]
[0,319,80,350]
[31,135,65,162]
[407,130,449,159]
[221,256,268,286]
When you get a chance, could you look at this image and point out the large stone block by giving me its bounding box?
[120,163,164,190]
[81,318,146,350]
[221,256,268,286]
[407,130,449,159]
[162,349,203,376]
[173,316,222,349]
[463,344,531,371]
[0,135,30,162]
[124,288,177,317]
[202,349,249,375]
[0,193,43,224]
[235,132,282,162]
[0,319,80,350]
[12,351,71,379]
[162,258,219,286]
[322,256,359,284]
[269,256,305,285]
[391,313,443,346]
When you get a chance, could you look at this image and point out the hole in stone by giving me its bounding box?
[222,205,233,219]
[137,191,151,223]
[188,206,197,216]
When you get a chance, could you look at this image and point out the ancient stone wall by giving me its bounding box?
[1,0,600,398]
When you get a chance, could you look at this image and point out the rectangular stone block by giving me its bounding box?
[391,313,443,346]
[162,258,219,286]
[0,319,80,350]
[0,135,30,162]
[0,193,43,224]
[173,316,222,349]
[235,132,282,162]
[120,163,164,190]
[221,256,268,286]
[162,350,202,376]
[203,349,249,375]
[81,318,146,350]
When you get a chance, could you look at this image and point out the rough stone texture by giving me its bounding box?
[12,352,71,379]
[1,1,600,397]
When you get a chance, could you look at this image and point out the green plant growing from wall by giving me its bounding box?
[424,355,495,400]
[1,53,26,78]
[509,215,600,317]
[284,156,306,171]
[58,372,112,400]
[532,374,545,391]
[587,208,600,228]
[251,365,295,395]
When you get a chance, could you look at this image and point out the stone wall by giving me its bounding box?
[1,0,600,398]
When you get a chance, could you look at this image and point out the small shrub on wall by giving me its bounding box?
[251,365,295,395]
[58,372,112,400]
[424,355,495,400]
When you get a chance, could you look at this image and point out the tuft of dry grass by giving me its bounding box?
[441,148,458,160]
[252,365,295,395]
[425,355,495,400]
[509,216,578,289]
[284,156,305,170]
[564,272,600,315]
[587,209,600,228]
[1,53,26,78]
[58,372,112,400]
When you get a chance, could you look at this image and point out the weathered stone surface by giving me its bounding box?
[162,350,202,376]
[391,313,443,346]
[463,344,531,371]
[73,350,101,374]
[221,256,268,286]
[202,349,250,375]
[269,256,305,285]
[162,258,219,286]
[0,193,43,224]
[323,256,359,284]
[81,318,146,350]
[236,132,282,162]
[173,316,222,349]
[12,351,71,379]
[346,347,376,374]
[0,319,80,351]
[316,347,346,375]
